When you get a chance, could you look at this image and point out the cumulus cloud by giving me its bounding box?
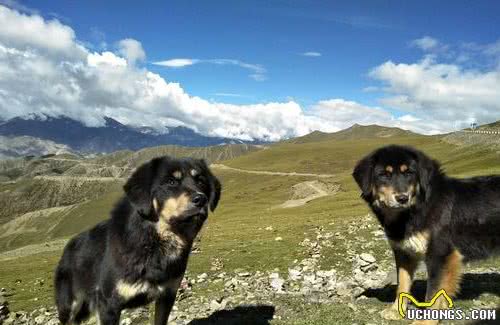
[309,99,453,135]
[0,5,85,59]
[301,51,322,57]
[0,5,330,141]
[370,56,500,131]
[117,38,145,64]
[0,5,498,141]
[311,99,392,127]
[153,58,267,81]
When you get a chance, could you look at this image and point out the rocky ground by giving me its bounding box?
[1,215,499,325]
[0,215,393,325]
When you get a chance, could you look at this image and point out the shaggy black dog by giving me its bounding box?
[353,145,500,324]
[55,156,221,325]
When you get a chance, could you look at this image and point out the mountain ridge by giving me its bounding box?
[0,115,253,154]
[285,123,420,144]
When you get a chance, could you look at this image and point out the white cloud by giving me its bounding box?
[0,5,85,58]
[87,51,127,67]
[311,99,392,127]
[0,5,331,141]
[153,58,267,81]
[411,36,439,51]
[309,99,454,135]
[370,56,500,131]
[0,5,498,141]
[117,38,145,64]
[153,58,199,68]
[398,114,420,122]
[301,51,322,57]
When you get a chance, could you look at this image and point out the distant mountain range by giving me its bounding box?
[0,115,250,155]
[0,135,72,159]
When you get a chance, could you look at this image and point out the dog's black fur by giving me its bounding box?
[353,145,500,322]
[54,156,221,325]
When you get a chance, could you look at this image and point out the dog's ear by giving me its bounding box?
[209,174,221,212]
[415,150,440,202]
[123,157,162,217]
[198,159,221,212]
[352,154,374,200]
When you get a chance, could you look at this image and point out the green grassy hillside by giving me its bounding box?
[1,128,500,324]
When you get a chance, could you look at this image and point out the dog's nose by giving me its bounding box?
[192,193,208,207]
[395,194,409,204]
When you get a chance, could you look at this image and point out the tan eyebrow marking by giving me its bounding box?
[385,165,393,173]
[173,171,182,179]
[153,198,159,212]
[190,169,198,177]
[400,164,408,172]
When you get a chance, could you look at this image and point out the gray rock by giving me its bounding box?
[269,277,285,292]
[359,253,376,264]
[34,315,45,324]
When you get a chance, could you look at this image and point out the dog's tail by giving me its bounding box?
[54,264,74,325]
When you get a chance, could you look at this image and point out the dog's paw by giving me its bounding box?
[380,305,403,320]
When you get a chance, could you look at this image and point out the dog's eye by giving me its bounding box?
[196,176,206,186]
[166,178,178,186]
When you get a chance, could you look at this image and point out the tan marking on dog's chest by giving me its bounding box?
[156,220,186,256]
[390,231,430,257]
[116,276,183,300]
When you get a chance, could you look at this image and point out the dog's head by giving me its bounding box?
[353,145,440,211]
[123,156,221,233]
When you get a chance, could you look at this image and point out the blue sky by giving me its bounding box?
[0,0,499,140]
[30,0,498,105]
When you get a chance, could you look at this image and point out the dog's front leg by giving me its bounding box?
[381,249,418,320]
[96,297,121,325]
[154,276,184,325]
[95,285,122,325]
[153,291,177,325]
[410,247,463,325]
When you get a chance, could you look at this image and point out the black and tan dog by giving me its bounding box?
[54,156,221,325]
[353,145,500,324]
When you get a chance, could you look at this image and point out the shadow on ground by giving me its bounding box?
[188,305,275,325]
[361,273,500,324]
